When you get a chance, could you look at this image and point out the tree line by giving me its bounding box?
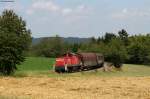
[30,29,150,67]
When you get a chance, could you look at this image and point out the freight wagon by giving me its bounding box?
[54,53,104,73]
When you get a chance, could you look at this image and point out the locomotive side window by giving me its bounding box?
[97,55,103,60]
[98,56,101,60]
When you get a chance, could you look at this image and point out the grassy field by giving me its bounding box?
[15,57,55,77]
[1,57,150,99]
[17,57,55,71]
[14,57,150,77]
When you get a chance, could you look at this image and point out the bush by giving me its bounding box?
[104,39,128,68]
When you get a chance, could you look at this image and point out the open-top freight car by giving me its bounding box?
[54,53,104,73]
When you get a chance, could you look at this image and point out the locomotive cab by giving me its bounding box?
[54,53,81,73]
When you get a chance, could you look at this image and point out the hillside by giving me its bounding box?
[32,37,90,45]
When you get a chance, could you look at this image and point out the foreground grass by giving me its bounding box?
[14,57,150,77]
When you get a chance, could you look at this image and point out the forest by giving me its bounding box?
[29,29,150,66]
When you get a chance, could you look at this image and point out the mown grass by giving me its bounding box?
[0,96,29,99]
[14,57,150,77]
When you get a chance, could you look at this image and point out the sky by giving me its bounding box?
[0,0,150,38]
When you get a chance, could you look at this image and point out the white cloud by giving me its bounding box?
[62,5,92,24]
[77,5,86,11]
[26,9,34,15]
[26,1,92,18]
[112,8,150,19]
[62,8,72,16]
[25,1,93,26]
[32,1,60,11]
[26,1,60,15]
[111,8,129,19]
[122,8,128,14]
[75,5,90,14]
[2,2,24,11]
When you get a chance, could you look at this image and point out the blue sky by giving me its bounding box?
[0,0,150,37]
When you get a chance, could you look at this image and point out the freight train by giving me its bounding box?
[54,53,104,73]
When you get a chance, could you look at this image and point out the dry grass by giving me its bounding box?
[0,76,150,99]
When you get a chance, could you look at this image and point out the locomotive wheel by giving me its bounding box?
[67,67,73,73]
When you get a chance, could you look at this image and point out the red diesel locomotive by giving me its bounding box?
[54,53,104,73]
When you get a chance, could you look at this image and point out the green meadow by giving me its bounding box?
[14,57,150,77]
